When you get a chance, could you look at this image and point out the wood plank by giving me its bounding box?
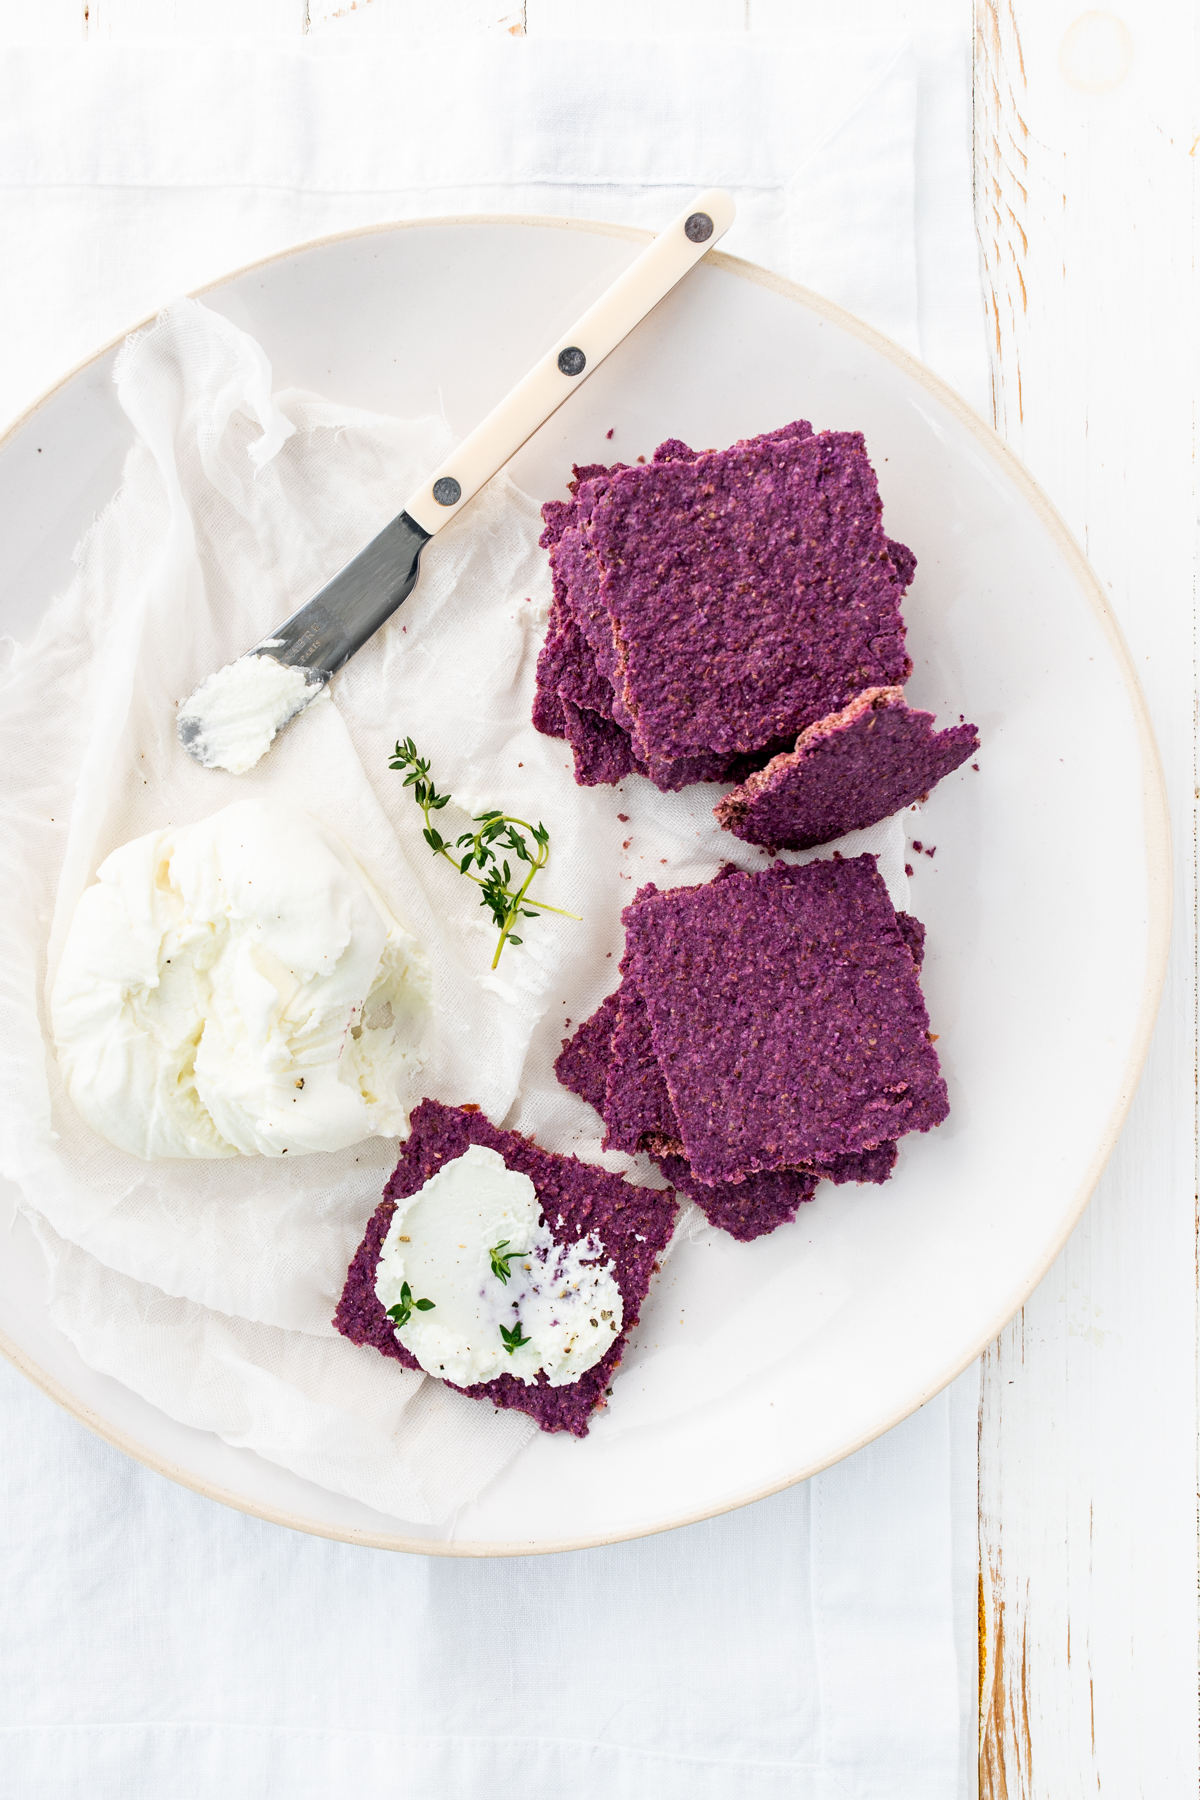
[973,1,1198,1792]
[749,0,963,25]
[0,0,973,46]
[0,0,80,40]
[308,0,524,32]
[527,0,962,31]
[81,0,307,36]
[525,0,744,32]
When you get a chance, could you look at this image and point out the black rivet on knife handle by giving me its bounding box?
[685,212,714,244]
[432,477,461,506]
[557,346,586,377]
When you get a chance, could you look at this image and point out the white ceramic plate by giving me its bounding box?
[0,218,1169,1554]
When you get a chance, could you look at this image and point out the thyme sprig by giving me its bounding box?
[488,1240,523,1285]
[499,1319,532,1355]
[388,737,580,969]
[386,1281,435,1332]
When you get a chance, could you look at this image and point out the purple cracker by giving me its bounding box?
[533,463,718,786]
[546,521,761,790]
[601,979,682,1158]
[533,588,647,782]
[651,1153,818,1243]
[558,954,903,1190]
[556,612,625,720]
[555,959,899,1230]
[603,892,904,1186]
[333,1100,677,1438]
[532,459,628,745]
[597,969,894,1181]
[896,910,926,969]
[601,976,899,1189]
[582,428,913,775]
[534,426,855,793]
[530,614,574,740]
[714,687,981,852]
[566,432,826,788]
[560,975,787,1242]
[633,743,747,794]
[560,699,643,786]
[814,1140,899,1185]
[622,857,949,1185]
[886,537,917,588]
[553,516,637,730]
[554,989,621,1115]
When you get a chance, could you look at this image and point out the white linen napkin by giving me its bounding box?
[0,32,984,1800]
[0,34,986,436]
[0,1346,978,1800]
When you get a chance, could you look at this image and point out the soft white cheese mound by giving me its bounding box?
[375,1143,623,1389]
[177,653,320,774]
[51,800,431,1160]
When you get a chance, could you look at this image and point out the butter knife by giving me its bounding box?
[178,190,736,769]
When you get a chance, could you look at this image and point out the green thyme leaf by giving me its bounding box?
[385,1278,434,1331]
[488,1240,520,1285]
[500,1319,532,1355]
[388,736,580,968]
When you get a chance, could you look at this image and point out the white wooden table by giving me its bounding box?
[0,2,1195,1791]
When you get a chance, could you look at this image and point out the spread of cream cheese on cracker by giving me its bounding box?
[374,1143,623,1388]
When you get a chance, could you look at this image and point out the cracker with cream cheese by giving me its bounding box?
[334,1099,677,1438]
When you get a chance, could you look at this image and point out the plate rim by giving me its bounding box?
[0,212,1173,1556]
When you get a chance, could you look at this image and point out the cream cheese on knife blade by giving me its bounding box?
[176,653,321,775]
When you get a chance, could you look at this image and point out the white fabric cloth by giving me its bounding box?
[0,1350,980,1800]
[0,293,910,1516]
[0,35,988,433]
[0,30,986,1800]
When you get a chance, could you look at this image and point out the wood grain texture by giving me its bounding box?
[307,0,524,34]
[0,0,79,39]
[0,0,984,43]
[973,2,1198,1793]
[525,0,744,33]
[83,0,307,37]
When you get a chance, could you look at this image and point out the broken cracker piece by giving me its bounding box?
[715,687,979,852]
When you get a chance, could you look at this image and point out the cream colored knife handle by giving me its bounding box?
[403,189,736,536]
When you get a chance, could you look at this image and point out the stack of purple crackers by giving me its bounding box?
[532,422,914,793]
[556,855,948,1243]
[334,1099,677,1437]
[533,422,978,847]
